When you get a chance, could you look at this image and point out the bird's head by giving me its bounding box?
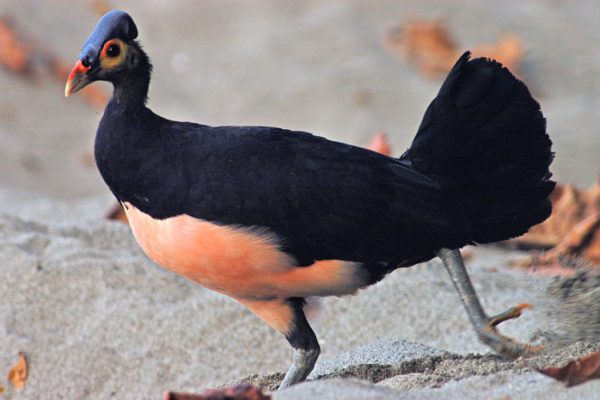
[65,10,142,97]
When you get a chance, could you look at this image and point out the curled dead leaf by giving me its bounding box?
[518,184,590,248]
[7,352,27,390]
[163,384,271,400]
[514,176,600,272]
[365,132,392,156]
[105,202,127,223]
[539,350,600,387]
[0,14,110,109]
[384,19,525,79]
[384,19,456,78]
[50,59,110,109]
[471,33,525,77]
[0,16,30,75]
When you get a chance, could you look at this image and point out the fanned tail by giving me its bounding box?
[402,52,555,243]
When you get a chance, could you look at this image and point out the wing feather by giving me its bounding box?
[119,123,472,265]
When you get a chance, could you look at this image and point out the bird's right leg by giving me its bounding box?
[237,297,320,389]
[436,247,542,358]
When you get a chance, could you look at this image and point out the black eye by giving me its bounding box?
[106,44,120,58]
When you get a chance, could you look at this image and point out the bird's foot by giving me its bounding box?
[489,303,531,327]
[478,303,543,359]
[278,347,320,389]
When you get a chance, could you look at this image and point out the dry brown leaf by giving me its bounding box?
[365,132,392,156]
[539,350,600,387]
[0,16,30,75]
[516,213,600,273]
[0,15,109,109]
[550,212,600,263]
[384,19,456,78]
[513,175,600,271]
[384,19,524,79]
[0,386,5,394]
[472,33,525,76]
[517,184,590,247]
[50,59,110,109]
[7,352,27,390]
[105,202,127,223]
[163,384,271,400]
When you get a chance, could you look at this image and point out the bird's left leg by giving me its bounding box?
[237,297,320,389]
[436,248,542,358]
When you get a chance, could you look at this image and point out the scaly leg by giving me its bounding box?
[436,248,541,358]
[279,298,320,388]
[237,297,320,389]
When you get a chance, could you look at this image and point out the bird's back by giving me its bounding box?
[95,102,471,268]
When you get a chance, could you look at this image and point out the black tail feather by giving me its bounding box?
[402,52,555,244]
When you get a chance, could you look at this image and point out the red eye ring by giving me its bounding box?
[101,40,122,59]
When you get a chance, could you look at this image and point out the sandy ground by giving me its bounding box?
[0,0,599,399]
[0,214,598,399]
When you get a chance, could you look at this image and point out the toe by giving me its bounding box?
[488,303,532,327]
[478,326,543,359]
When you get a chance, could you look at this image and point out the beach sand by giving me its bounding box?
[0,1,599,398]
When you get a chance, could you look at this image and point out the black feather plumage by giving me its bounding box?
[68,12,556,387]
[402,52,554,244]
[94,48,552,273]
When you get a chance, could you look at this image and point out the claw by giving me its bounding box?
[489,303,532,328]
[479,303,543,359]
[437,249,544,361]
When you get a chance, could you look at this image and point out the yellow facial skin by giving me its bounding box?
[100,38,128,70]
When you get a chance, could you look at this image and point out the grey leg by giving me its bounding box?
[279,347,320,389]
[436,248,541,358]
[279,298,321,389]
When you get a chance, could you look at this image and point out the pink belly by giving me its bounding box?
[123,202,367,300]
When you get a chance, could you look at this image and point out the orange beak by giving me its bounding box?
[64,60,92,97]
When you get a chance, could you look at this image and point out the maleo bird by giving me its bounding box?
[65,10,554,388]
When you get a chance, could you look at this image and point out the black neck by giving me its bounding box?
[110,43,152,110]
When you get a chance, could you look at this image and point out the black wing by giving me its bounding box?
[114,120,472,266]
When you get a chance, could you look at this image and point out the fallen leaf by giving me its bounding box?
[7,352,27,390]
[163,384,271,400]
[0,386,5,394]
[0,16,30,75]
[0,15,110,109]
[384,19,524,79]
[50,59,110,109]
[543,213,600,262]
[365,132,391,156]
[517,184,590,248]
[384,19,456,78]
[539,350,600,387]
[513,175,600,272]
[516,213,600,274]
[105,202,127,223]
[471,33,525,76]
